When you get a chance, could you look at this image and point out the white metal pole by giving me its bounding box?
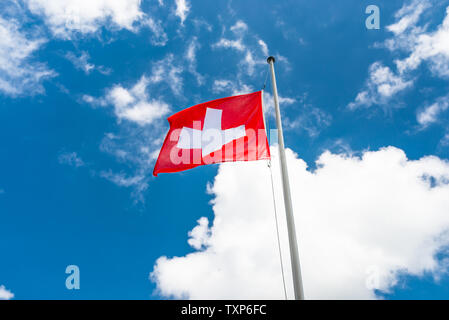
[267,56,305,300]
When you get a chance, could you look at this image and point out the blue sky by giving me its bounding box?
[1,0,449,299]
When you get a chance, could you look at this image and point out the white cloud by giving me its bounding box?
[440,133,449,147]
[212,22,248,52]
[149,54,184,96]
[65,51,94,74]
[100,170,145,188]
[230,20,248,34]
[83,59,176,200]
[212,38,245,52]
[349,2,449,109]
[174,0,190,25]
[0,285,14,300]
[387,4,449,78]
[151,146,449,299]
[58,152,85,167]
[348,62,413,109]
[262,91,295,117]
[82,94,106,106]
[187,217,211,250]
[285,105,332,138]
[258,39,269,56]
[192,18,212,32]
[143,17,168,46]
[0,16,55,96]
[65,51,110,75]
[185,37,204,85]
[212,38,264,76]
[98,125,165,203]
[242,51,257,76]
[417,95,449,128]
[108,77,170,126]
[100,170,148,202]
[84,76,170,126]
[212,79,234,94]
[185,38,197,62]
[212,21,268,78]
[25,0,145,39]
[387,0,430,35]
[211,79,253,96]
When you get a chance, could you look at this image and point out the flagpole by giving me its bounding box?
[267,56,305,300]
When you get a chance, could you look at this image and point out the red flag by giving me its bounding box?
[153,91,270,176]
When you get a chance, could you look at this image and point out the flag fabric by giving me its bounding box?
[153,91,270,176]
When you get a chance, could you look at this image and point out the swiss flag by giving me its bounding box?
[153,91,270,176]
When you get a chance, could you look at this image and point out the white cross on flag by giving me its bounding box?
[153,91,270,176]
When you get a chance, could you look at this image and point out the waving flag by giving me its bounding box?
[153,91,270,176]
[153,57,305,300]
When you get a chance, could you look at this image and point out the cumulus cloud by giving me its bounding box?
[0,15,55,96]
[187,217,211,250]
[387,0,430,36]
[106,77,170,125]
[348,62,413,109]
[82,58,178,200]
[386,1,449,78]
[84,76,170,126]
[417,95,449,128]
[349,1,449,109]
[151,146,449,299]
[82,65,177,200]
[25,0,145,39]
[175,0,190,25]
[0,285,14,300]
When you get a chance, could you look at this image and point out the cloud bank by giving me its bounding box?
[151,146,449,299]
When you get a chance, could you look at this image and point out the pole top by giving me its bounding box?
[267,56,275,64]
